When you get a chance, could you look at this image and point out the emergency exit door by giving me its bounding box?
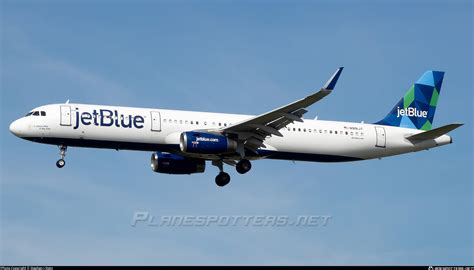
[375,126,386,148]
[150,111,161,132]
[60,105,71,126]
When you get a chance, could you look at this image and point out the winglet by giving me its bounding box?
[323,67,344,90]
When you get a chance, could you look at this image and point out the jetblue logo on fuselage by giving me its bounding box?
[73,109,145,129]
[396,107,428,118]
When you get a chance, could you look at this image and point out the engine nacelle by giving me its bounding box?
[180,132,238,154]
[151,152,205,175]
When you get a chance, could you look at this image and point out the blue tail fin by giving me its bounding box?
[375,70,444,131]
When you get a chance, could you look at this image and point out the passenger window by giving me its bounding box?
[298,128,301,132]
[190,121,193,125]
[33,111,39,116]
[204,121,207,126]
[335,131,337,134]
[309,129,312,133]
[345,131,348,135]
[174,120,177,124]
[196,121,199,125]
[185,120,189,124]
[330,130,332,134]
[293,128,296,131]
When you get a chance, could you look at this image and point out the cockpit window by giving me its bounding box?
[25,111,46,117]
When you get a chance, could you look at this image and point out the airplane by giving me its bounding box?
[9,68,463,187]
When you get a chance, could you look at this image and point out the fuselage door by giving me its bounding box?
[375,126,386,148]
[60,105,71,126]
[151,111,161,132]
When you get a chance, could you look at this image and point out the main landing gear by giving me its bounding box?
[212,160,230,187]
[212,159,252,187]
[236,159,252,174]
[215,172,231,187]
[56,145,67,168]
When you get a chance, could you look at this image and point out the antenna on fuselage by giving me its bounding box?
[65,99,70,104]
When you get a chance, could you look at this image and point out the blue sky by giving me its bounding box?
[1,0,472,265]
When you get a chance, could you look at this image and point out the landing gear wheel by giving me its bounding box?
[215,172,231,187]
[236,159,252,174]
[56,145,67,168]
[56,159,66,168]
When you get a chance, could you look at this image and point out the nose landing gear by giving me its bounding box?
[56,145,67,168]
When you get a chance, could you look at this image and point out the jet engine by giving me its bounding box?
[180,132,237,154]
[151,152,205,174]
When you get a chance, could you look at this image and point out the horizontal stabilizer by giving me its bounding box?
[406,123,463,141]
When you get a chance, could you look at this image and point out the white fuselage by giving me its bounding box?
[9,103,452,162]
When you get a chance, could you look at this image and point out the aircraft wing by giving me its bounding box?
[219,67,344,151]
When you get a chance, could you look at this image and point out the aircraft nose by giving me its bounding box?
[9,119,21,136]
